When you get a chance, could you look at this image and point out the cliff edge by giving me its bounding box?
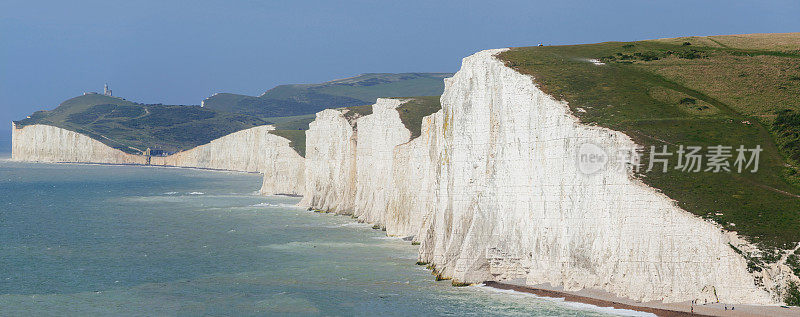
[300,49,788,304]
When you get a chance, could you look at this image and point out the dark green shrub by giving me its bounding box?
[787,282,800,306]
[773,109,800,163]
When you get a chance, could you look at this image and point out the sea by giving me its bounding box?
[0,153,650,316]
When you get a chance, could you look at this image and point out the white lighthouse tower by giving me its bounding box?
[103,83,112,96]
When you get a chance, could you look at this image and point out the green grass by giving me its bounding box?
[262,73,452,102]
[272,116,315,131]
[262,113,317,125]
[774,110,800,185]
[341,104,374,124]
[14,94,267,154]
[394,96,442,140]
[268,129,306,157]
[202,73,452,119]
[498,33,800,252]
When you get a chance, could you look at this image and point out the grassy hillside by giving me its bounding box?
[499,33,800,256]
[394,96,441,140]
[268,129,306,157]
[202,73,452,118]
[13,72,449,158]
[14,94,267,154]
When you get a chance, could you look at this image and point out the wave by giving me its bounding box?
[371,236,406,241]
[250,202,281,207]
[338,222,372,228]
[259,241,374,250]
[249,202,303,208]
[470,284,657,317]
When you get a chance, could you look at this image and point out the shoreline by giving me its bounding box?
[3,157,262,174]
[483,281,704,317]
[7,155,798,316]
[483,281,799,317]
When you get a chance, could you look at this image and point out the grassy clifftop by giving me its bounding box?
[14,94,267,154]
[499,33,800,252]
[394,96,441,140]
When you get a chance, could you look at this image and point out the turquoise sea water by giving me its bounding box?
[0,156,645,316]
[0,131,10,153]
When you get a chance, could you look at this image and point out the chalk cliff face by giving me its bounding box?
[300,109,358,212]
[11,123,147,165]
[300,100,440,239]
[150,125,304,195]
[385,113,439,239]
[11,123,303,196]
[300,49,777,304]
[301,99,413,226]
[352,99,411,225]
[416,49,773,303]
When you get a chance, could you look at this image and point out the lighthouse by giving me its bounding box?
[103,83,112,96]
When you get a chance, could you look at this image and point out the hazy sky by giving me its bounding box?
[1,0,799,130]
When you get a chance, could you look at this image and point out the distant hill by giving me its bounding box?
[13,94,267,154]
[201,73,452,118]
[11,72,450,157]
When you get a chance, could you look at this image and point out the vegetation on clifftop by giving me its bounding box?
[202,73,452,118]
[499,33,800,252]
[394,96,442,140]
[268,129,306,157]
[14,94,267,154]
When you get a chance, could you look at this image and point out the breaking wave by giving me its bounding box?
[470,284,657,317]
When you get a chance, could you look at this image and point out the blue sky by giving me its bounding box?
[1,0,799,132]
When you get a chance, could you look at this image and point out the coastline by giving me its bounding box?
[483,281,799,317]
[7,157,798,315]
[483,281,702,316]
[4,158,263,174]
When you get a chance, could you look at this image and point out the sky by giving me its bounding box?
[1,0,799,133]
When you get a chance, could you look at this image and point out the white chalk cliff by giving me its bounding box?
[352,99,411,225]
[150,125,304,195]
[299,109,359,212]
[418,49,775,304]
[385,113,439,239]
[299,49,781,304]
[11,123,147,165]
[11,123,304,195]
